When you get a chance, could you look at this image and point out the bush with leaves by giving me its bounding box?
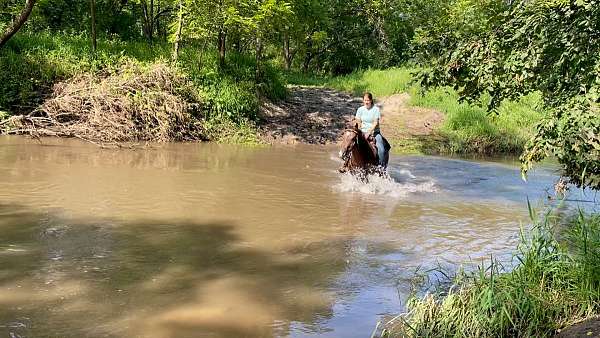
[417,0,600,189]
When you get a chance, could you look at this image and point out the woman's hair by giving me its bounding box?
[363,92,373,101]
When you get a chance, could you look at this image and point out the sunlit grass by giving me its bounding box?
[286,67,414,97]
[409,86,544,154]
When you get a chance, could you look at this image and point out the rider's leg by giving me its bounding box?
[375,133,385,167]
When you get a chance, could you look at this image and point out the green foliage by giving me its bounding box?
[417,0,600,189]
[27,0,171,39]
[385,209,600,337]
[522,96,600,189]
[180,50,286,122]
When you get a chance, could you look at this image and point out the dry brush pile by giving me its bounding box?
[0,62,205,144]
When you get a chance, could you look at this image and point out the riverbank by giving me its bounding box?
[0,32,281,145]
[284,68,544,155]
[0,33,542,154]
[257,86,444,154]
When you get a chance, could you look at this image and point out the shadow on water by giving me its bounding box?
[0,203,351,338]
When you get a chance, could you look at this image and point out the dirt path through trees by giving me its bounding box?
[258,86,444,148]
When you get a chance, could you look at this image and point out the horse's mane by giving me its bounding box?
[355,129,377,161]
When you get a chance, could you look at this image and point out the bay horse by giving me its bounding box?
[338,123,389,176]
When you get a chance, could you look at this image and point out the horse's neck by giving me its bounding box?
[357,135,376,160]
[350,134,376,164]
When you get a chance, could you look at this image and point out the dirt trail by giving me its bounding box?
[556,318,600,338]
[258,86,444,146]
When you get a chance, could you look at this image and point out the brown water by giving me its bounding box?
[0,136,562,338]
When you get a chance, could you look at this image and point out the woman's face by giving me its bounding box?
[363,95,373,109]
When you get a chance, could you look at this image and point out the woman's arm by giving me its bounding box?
[354,109,363,130]
[368,107,381,135]
[354,117,362,130]
[368,118,379,136]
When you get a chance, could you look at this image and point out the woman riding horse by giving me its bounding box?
[339,92,390,174]
[355,92,387,167]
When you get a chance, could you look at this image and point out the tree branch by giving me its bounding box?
[0,0,37,49]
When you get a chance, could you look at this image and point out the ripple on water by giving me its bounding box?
[333,169,437,197]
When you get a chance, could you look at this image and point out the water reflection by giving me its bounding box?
[0,204,357,337]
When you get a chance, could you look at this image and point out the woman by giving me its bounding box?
[355,92,387,167]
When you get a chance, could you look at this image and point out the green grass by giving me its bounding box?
[203,118,263,145]
[382,208,600,337]
[288,67,544,155]
[410,86,544,154]
[286,67,414,97]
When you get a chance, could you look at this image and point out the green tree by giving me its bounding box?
[417,0,600,189]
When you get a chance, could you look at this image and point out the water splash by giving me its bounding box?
[333,168,437,197]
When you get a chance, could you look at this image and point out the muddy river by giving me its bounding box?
[0,136,576,337]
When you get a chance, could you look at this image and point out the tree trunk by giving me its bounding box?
[218,28,226,68]
[0,0,37,49]
[141,1,149,40]
[255,32,263,82]
[156,1,161,39]
[149,0,154,43]
[302,51,313,73]
[141,0,154,43]
[172,0,183,62]
[283,30,291,70]
[90,0,97,53]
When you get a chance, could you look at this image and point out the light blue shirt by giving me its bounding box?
[355,105,381,134]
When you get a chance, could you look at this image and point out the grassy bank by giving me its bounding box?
[287,68,544,154]
[1,33,543,150]
[381,207,600,337]
[0,32,285,144]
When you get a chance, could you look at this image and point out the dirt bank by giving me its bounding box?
[556,317,600,338]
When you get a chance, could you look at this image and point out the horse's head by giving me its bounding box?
[339,123,360,161]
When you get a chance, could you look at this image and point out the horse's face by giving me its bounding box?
[339,128,358,161]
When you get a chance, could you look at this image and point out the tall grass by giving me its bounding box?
[383,208,600,337]
[286,67,414,97]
